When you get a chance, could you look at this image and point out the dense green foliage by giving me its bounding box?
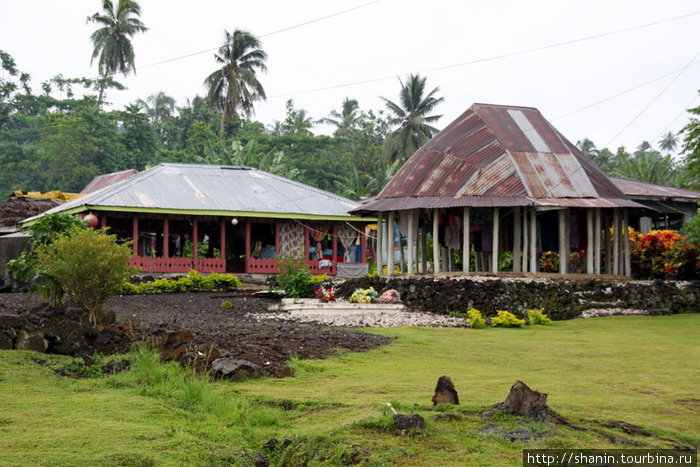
[122,270,242,294]
[35,227,136,323]
[491,310,526,328]
[275,255,313,298]
[7,213,88,305]
[527,308,552,325]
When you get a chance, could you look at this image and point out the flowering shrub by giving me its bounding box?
[538,251,559,272]
[466,308,486,329]
[349,287,378,303]
[491,310,526,328]
[377,289,400,303]
[315,287,336,302]
[629,228,699,279]
[527,308,551,325]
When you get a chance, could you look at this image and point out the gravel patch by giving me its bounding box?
[248,308,469,328]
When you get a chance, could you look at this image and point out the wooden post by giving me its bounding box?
[245,219,251,273]
[132,214,139,256]
[407,210,415,274]
[163,216,170,258]
[513,207,521,273]
[332,223,338,269]
[613,209,620,276]
[594,208,602,275]
[559,209,567,275]
[492,207,500,273]
[387,211,395,276]
[522,207,529,273]
[376,214,384,276]
[433,209,440,274]
[623,210,631,277]
[463,207,470,274]
[586,209,594,274]
[101,213,107,229]
[529,207,537,273]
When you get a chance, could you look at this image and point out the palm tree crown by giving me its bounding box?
[381,74,444,162]
[658,131,679,153]
[204,29,267,134]
[87,0,148,77]
[321,97,360,135]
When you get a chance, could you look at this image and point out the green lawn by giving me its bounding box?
[0,314,698,466]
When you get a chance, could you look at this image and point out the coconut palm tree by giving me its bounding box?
[658,131,679,153]
[381,74,444,162]
[87,0,148,79]
[136,91,175,123]
[204,29,267,136]
[320,97,360,136]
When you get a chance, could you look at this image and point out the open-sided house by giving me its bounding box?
[353,103,645,277]
[22,163,371,276]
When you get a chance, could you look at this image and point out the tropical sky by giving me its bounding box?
[2,0,699,151]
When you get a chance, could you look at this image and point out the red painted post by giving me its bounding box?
[332,223,338,263]
[132,214,139,256]
[275,219,281,257]
[244,218,251,273]
[163,216,169,258]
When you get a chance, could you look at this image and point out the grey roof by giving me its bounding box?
[25,163,362,222]
[610,177,700,201]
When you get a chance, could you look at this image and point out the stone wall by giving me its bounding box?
[335,276,700,320]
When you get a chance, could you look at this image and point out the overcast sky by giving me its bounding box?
[2,0,699,153]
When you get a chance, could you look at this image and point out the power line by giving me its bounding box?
[604,50,700,147]
[269,10,700,99]
[134,0,382,73]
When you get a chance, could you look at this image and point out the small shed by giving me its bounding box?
[23,163,371,276]
[353,103,643,277]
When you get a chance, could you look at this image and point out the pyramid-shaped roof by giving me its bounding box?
[24,163,362,223]
[357,103,641,212]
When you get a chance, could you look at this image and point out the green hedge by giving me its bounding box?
[122,270,242,294]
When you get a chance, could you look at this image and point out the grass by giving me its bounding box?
[0,314,698,465]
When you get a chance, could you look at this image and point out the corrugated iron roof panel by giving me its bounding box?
[369,103,635,212]
[610,177,700,200]
[26,163,362,221]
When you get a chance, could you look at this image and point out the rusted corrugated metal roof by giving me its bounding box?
[610,177,700,201]
[25,163,362,223]
[357,103,641,213]
[81,169,139,193]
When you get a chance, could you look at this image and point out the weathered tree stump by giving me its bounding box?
[432,375,460,406]
[494,380,547,419]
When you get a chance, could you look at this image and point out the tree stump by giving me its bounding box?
[432,375,460,405]
[495,380,547,419]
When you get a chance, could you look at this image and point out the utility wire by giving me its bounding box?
[604,50,700,147]
[269,10,700,99]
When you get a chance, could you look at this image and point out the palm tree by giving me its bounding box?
[658,131,679,153]
[136,91,175,123]
[87,0,148,84]
[320,97,360,136]
[381,74,444,162]
[204,29,267,136]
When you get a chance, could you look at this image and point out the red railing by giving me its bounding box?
[246,258,279,274]
[129,256,225,273]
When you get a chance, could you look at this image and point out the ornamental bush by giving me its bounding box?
[276,255,313,298]
[491,310,526,328]
[466,308,486,329]
[527,308,551,325]
[35,227,137,325]
[629,228,699,279]
[122,270,241,294]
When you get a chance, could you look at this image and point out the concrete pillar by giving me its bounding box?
[433,209,440,274]
[513,207,521,273]
[559,209,567,275]
[492,208,500,273]
[463,207,470,274]
[387,211,395,276]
